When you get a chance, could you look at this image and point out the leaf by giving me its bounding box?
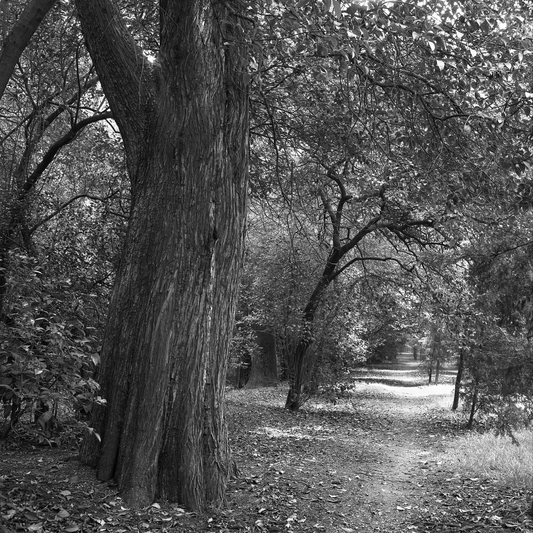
[316,44,327,57]
[480,19,491,34]
[436,60,445,71]
[56,509,70,518]
[64,525,79,532]
[332,0,342,18]
[37,411,53,426]
[24,511,40,521]
[435,36,446,51]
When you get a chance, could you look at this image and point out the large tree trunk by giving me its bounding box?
[76,0,248,511]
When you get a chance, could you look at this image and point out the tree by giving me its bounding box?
[0,0,128,441]
[247,0,533,410]
[74,0,249,510]
[0,0,113,322]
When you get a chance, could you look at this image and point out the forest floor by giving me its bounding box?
[1,353,532,533]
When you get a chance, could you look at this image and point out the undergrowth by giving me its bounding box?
[445,429,533,488]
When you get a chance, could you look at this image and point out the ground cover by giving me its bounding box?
[1,354,532,532]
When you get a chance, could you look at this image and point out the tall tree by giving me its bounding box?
[74,0,249,510]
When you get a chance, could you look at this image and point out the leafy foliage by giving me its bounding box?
[0,253,105,442]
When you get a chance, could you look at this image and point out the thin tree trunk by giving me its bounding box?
[452,349,464,410]
[466,388,478,429]
[435,359,440,384]
[283,201,433,410]
[285,272,333,410]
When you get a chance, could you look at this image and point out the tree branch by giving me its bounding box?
[0,0,57,100]
[30,190,123,234]
[74,0,158,144]
[331,254,415,282]
[21,111,113,194]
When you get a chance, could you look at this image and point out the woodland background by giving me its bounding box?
[1,0,533,513]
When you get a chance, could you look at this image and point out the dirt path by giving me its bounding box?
[225,352,459,532]
[339,354,453,531]
[2,353,531,533]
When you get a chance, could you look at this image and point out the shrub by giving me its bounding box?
[0,253,103,443]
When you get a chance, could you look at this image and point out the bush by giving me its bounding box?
[0,253,103,443]
[461,327,533,437]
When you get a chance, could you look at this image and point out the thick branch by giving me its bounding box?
[6,111,113,237]
[13,76,100,185]
[74,0,157,144]
[332,255,415,282]
[0,0,57,100]
[320,166,354,250]
[318,187,338,232]
[21,111,113,194]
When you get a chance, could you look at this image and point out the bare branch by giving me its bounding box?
[21,111,113,194]
[30,190,123,234]
[332,254,415,282]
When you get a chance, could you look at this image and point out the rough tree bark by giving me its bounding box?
[75,0,249,511]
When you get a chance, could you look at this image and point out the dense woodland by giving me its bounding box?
[1,0,533,512]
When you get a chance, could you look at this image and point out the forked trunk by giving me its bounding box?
[76,0,248,510]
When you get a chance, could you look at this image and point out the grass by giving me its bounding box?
[444,429,533,489]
